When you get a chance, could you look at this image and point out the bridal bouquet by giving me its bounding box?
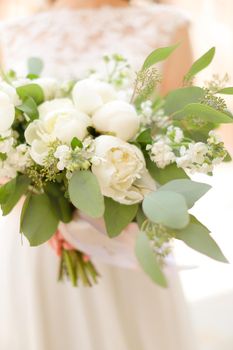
[0,45,232,287]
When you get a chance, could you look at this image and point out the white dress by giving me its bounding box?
[0,5,196,350]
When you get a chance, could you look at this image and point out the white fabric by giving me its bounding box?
[0,4,195,350]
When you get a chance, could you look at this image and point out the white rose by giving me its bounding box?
[0,91,15,134]
[92,135,156,205]
[92,100,140,141]
[72,79,116,115]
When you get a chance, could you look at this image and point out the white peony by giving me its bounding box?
[92,135,156,205]
[92,100,140,141]
[38,98,74,120]
[72,79,116,115]
[0,91,15,134]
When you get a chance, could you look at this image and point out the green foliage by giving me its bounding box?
[0,175,30,215]
[173,103,233,124]
[174,216,228,263]
[45,182,73,223]
[135,231,167,287]
[145,155,189,185]
[136,206,147,228]
[21,193,59,246]
[158,179,211,208]
[142,44,179,70]
[104,197,138,237]
[16,83,44,105]
[184,47,215,82]
[142,190,189,229]
[68,170,104,218]
[217,87,233,95]
[27,57,44,76]
[17,96,39,120]
[164,87,205,115]
[136,128,152,145]
[71,137,83,150]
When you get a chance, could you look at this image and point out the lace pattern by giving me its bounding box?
[0,5,190,78]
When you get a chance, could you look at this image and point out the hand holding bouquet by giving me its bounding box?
[0,46,232,287]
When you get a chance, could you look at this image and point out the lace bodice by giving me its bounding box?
[0,5,190,78]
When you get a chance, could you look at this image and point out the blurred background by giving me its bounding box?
[0,1,232,349]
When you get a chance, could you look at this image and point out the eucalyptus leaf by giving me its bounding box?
[1,175,30,216]
[16,84,44,105]
[27,57,44,76]
[0,178,16,204]
[104,197,138,237]
[142,44,179,70]
[45,183,72,223]
[143,190,189,229]
[173,103,233,123]
[135,231,167,287]
[136,206,147,229]
[164,87,205,115]
[174,216,228,263]
[184,47,215,82]
[217,87,233,95]
[68,170,104,218]
[145,155,189,185]
[21,193,59,246]
[17,96,39,120]
[158,179,211,208]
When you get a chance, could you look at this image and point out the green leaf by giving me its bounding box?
[136,128,152,145]
[16,84,44,105]
[217,87,233,94]
[0,178,16,204]
[1,175,30,215]
[164,87,205,115]
[158,179,211,208]
[143,190,189,229]
[17,96,39,120]
[27,57,44,76]
[135,231,167,287]
[71,137,83,150]
[173,103,233,124]
[174,215,228,263]
[136,206,147,229]
[21,193,59,246]
[45,183,73,223]
[104,197,138,237]
[223,152,232,162]
[145,155,189,185]
[68,170,104,218]
[184,47,215,82]
[142,44,179,70]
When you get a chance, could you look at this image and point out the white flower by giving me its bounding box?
[34,78,59,100]
[72,79,116,115]
[208,130,221,145]
[0,137,14,153]
[167,126,184,143]
[25,102,91,165]
[150,140,175,168]
[54,145,71,170]
[186,142,208,164]
[0,91,15,134]
[0,81,21,106]
[92,135,156,205]
[38,98,74,120]
[92,100,140,141]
